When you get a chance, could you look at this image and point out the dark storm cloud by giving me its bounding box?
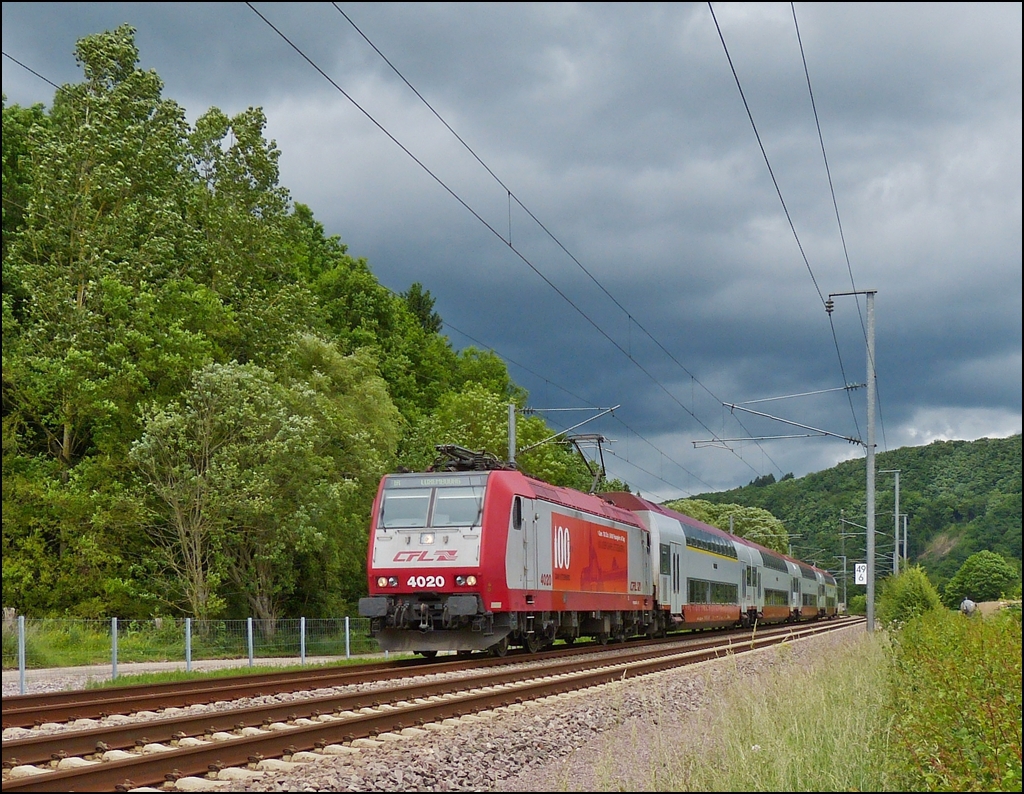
[3,2,1021,498]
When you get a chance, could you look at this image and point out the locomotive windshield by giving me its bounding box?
[378,480,485,529]
[432,486,484,527]
[379,488,432,528]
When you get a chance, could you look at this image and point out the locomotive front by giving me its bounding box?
[358,470,510,653]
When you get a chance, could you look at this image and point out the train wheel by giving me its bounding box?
[456,650,473,658]
[418,650,438,659]
[489,637,509,657]
[563,635,575,646]
[597,632,610,646]
[524,633,542,654]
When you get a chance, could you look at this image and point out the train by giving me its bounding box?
[358,446,838,656]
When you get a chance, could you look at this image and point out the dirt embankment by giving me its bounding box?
[976,599,1021,617]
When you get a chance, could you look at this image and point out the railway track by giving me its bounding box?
[2,618,861,792]
[1,620,813,729]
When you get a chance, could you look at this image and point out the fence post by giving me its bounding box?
[345,616,351,659]
[185,618,192,673]
[18,615,26,695]
[247,617,254,668]
[111,617,118,681]
[300,617,306,665]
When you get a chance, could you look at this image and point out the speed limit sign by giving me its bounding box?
[855,563,867,585]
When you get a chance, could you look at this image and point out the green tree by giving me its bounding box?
[2,97,47,263]
[131,362,319,622]
[313,251,457,425]
[402,282,442,334]
[277,335,402,610]
[942,550,1020,608]
[186,106,314,365]
[3,23,576,619]
[452,347,526,403]
[2,25,211,615]
[664,498,789,555]
[5,23,198,474]
[131,341,403,620]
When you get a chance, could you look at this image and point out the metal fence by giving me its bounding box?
[2,615,380,694]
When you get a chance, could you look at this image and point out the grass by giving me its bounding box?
[885,606,1022,792]
[83,654,417,689]
[660,632,896,791]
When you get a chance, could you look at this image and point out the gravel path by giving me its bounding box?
[1,655,373,697]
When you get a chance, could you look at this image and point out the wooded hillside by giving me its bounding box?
[691,434,1022,592]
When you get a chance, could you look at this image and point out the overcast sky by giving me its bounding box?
[3,2,1021,500]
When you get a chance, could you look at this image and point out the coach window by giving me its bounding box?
[660,543,671,576]
[512,496,523,530]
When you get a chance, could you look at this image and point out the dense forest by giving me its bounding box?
[1,26,620,621]
[689,434,1022,595]
[3,27,1018,622]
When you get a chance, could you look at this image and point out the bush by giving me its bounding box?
[877,566,943,628]
[885,607,1023,791]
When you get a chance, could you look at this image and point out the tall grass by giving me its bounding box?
[660,632,896,792]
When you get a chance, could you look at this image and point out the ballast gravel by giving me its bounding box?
[232,628,861,793]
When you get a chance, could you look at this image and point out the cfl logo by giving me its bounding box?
[554,525,572,570]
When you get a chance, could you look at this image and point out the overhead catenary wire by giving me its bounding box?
[443,322,714,494]
[791,3,863,442]
[2,51,60,90]
[708,2,826,307]
[709,2,871,450]
[330,3,787,478]
[791,2,887,451]
[246,2,768,482]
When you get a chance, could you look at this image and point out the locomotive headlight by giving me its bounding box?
[388,576,399,587]
[420,532,435,545]
[466,575,478,586]
[376,576,388,587]
[455,575,466,586]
